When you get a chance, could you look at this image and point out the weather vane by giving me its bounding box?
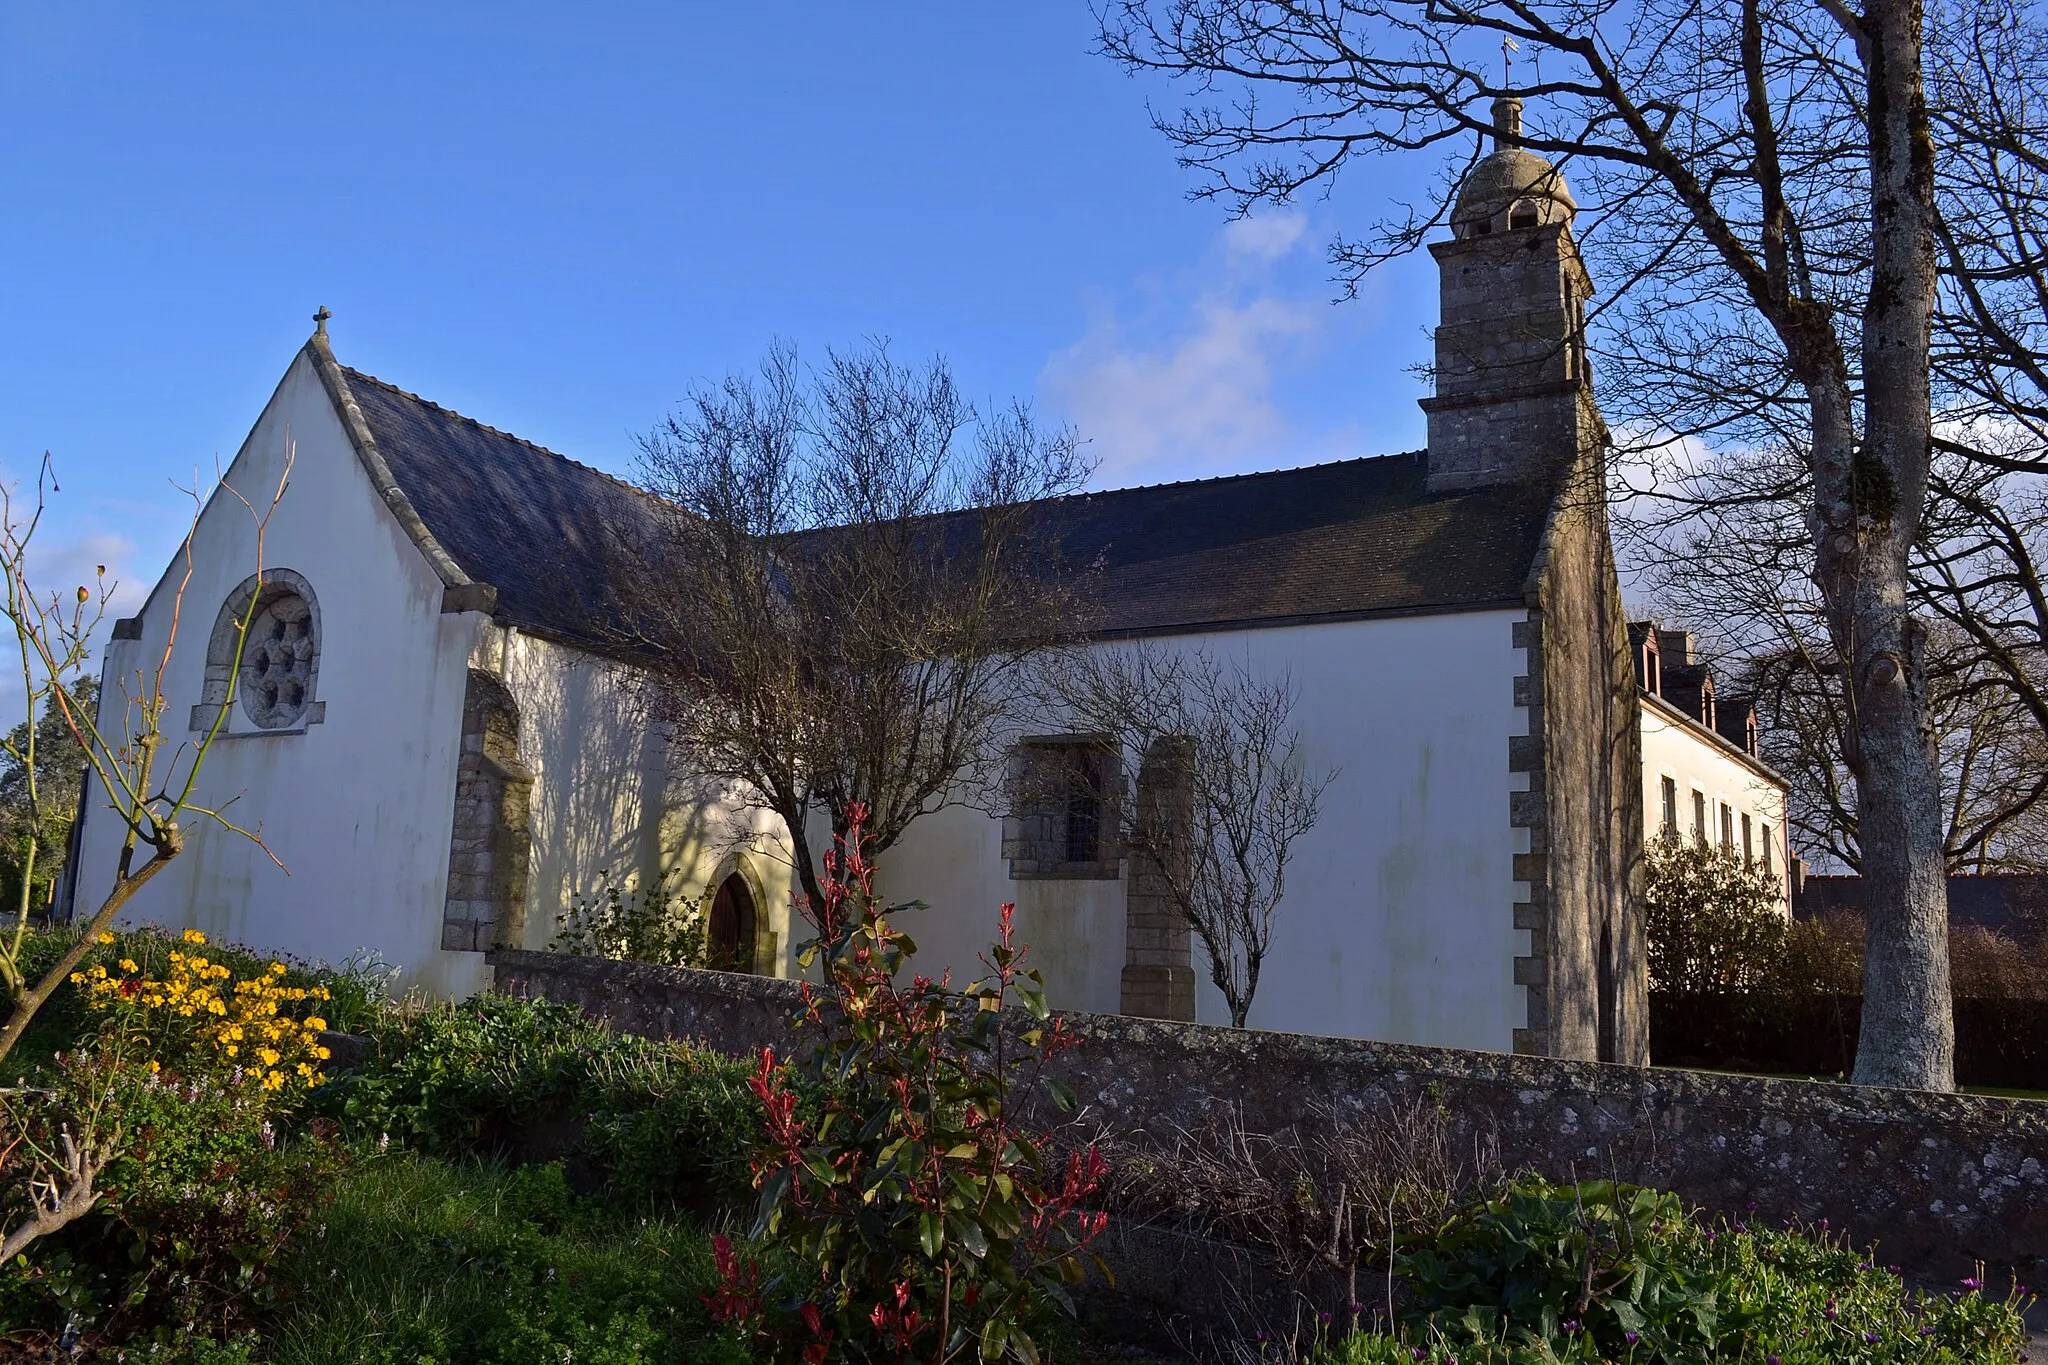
[1503,36,1520,85]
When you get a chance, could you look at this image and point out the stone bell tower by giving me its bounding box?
[1421,97,1606,491]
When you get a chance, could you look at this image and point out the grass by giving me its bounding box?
[264,1151,749,1365]
[1661,1063,2048,1101]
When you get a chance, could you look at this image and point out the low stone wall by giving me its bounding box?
[488,949,2048,1286]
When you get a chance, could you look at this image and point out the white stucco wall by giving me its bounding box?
[870,610,1529,1050]
[483,629,800,972]
[1639,694,1790,912]
[72,351,491,997]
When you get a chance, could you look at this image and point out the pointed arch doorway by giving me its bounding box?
[708,873,757,974]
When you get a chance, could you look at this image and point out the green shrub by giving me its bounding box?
[552,866,725,969]
[713,813,1108,1365]
[1643,837,1788,995]
[1319,1175,2034,1363]
[319,992,759,1210]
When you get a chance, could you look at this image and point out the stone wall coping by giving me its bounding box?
[484,949,2041,1130]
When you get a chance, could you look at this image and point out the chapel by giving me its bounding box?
[69,99,1680,1061]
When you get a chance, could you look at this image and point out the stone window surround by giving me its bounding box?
[1003,735,1123,881]
[189,568,326,734]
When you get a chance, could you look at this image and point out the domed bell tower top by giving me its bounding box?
[1420,97,1605,492]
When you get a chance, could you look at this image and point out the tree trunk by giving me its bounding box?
[1845,0,1954,1091]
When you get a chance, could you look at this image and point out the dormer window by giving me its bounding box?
[1509,200,1539,230]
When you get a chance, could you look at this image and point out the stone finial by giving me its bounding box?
[313,306,332,338]
[1492,96,1525,146]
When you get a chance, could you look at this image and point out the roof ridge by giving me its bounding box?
[341,364,1429,511]
[341,365,657,503]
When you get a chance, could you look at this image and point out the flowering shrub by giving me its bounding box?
[710,808,1109,1365]
[70,929,331,1093]
[0,929,348,1349]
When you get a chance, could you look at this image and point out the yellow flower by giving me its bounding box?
[87,965,106,979]
[118,959,138,974]
[305,1017,328,1033]
[96,932,115,945]
[147,1060,160,1073]
[68,971,83,985]
[182,929,207,945]
[223,1044,238,1056]
[315,1046,332,1061]
[257,1048,280,1066]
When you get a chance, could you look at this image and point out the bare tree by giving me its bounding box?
[1092,0,2037,1088]
[1045,646,1335,1028]
[621,341,1090,913]
[0,453,287,1258]
[1625,444,2048,872]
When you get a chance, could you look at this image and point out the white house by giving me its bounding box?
[1629,623,1793,913]
[69,97,1651,1062]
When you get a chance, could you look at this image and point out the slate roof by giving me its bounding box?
[341,366,677,648]
[335,362,1561,647]
[1038,457,1555,634]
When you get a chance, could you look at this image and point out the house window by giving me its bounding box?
[1692,789,1707,846]
[1762,825,1775,877]
[1004,738,1119,879]
[1742,812,1754,867]
[1720,803,1735,853]
[1509,200,1539,230]
[1660,776,1678,838]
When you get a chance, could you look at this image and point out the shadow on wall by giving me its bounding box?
[481,646,673,953]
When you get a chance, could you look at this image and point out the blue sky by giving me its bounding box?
[0,2,1451,610]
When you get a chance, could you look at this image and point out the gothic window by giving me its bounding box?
[1004,738,1121,879]
[192,569,325,733]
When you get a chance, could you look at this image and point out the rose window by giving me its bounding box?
[239,591,317,729]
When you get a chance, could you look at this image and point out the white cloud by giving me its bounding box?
[1222,210,1310,263]
[1040,293,1319,486]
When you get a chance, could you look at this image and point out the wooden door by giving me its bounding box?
[709,874,756,974]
